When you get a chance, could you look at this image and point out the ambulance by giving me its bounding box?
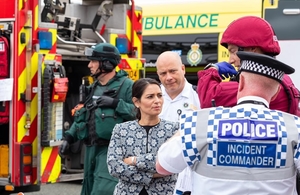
[0,0,144,194]
[138,0,300,88]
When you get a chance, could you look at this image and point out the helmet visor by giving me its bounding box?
[85,46,103,60]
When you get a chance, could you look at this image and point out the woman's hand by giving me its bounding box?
[123,156,136,166]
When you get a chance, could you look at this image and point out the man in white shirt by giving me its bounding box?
[156,51,200,195]
[156,52,300,195]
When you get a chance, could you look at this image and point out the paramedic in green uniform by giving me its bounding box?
[59,43,135,195]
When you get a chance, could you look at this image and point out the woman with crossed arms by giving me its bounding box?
[107,78,178,195]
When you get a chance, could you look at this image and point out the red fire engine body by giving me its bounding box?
[0,0,144,193]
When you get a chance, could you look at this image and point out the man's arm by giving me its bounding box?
[156,134,187,175]
[197,68,239,108]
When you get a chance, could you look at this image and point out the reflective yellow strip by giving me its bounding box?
[34,5,38,31]
[50,28,57,46]
[109,33,118,46]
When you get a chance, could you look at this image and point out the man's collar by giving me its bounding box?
[237,96,269,108]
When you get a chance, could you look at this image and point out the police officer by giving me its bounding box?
[156,51,300,195]
[156,51,200,195]
[59,43,135,195]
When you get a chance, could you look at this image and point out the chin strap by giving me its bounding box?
[92,68,103,79]
[91,60,115,79]
[91,61,105,78]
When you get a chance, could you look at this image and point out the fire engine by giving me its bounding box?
[0,0,144,193]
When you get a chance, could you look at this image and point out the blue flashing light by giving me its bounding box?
[116,37,128,54]
[38,31,52,50]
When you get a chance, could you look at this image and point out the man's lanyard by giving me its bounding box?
[237,100,268,108]
[177,109,182,121]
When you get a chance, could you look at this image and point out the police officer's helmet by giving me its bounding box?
[86,43,121,72]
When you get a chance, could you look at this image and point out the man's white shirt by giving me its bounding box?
[159,80,200,194]
[159,80,200,121]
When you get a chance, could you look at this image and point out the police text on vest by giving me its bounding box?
[218,119,278,140]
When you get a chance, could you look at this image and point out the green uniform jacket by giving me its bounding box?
[64,70,135,195]
[65,70,135,142]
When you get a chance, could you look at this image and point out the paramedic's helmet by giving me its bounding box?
[221,16,280,56]
[85,43,121,72]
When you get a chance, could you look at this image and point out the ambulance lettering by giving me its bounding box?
[143,14,219,31]
[216,119,278,168]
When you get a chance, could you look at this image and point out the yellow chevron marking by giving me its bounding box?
[32,137,37,156]
[17,52,38,101]
[19,0,24,11]
[17,16,31,101]
[126,16,132,42]
[17,113,26,142]
[17,94,38,142]
[48,153,61,183]
[17,114,26,142]
[41,147,52,176]
[30,93,38,124]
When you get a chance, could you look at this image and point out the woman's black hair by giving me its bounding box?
[132,78,161,120]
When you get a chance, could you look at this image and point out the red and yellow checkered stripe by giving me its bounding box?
[16,0,60,185]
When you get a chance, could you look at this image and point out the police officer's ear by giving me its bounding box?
[237,73,245,92]
[271,85,281,101]
[101,60,115,72]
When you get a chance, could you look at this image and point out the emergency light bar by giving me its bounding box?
[38,31,52,50]
[116,37,128,54]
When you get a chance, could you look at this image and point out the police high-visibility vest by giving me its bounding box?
[180,105,300,195]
